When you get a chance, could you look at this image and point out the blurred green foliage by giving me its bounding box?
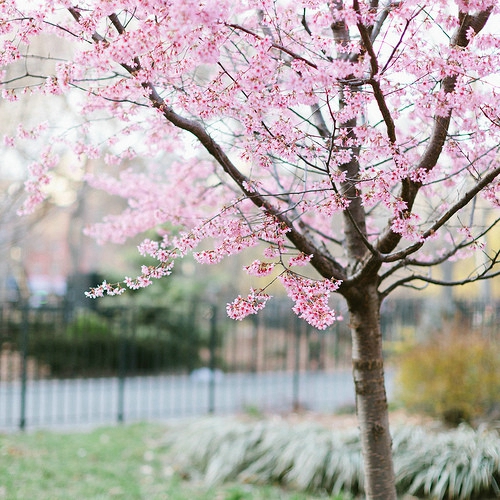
[5,304,207,378]
[395,332,500,425]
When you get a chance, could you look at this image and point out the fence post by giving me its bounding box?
[251,314,259,373]
[292,316,301,411]
[19,304,29,431]
[117,309,128,423]
[208,304,217,414]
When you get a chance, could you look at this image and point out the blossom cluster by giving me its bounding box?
[3,0,499,333]
[226,288,272,320]
[390,213,425,242]
[85,261,174,298]
[193,213,290,264]
[288,253,313,267]
[280,273,342,330]
[84,280,126,298]
[243,260,275,277]
[19,147,60,215]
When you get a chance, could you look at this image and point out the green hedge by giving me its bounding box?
[2,307,205,378]
[27,333,200,377]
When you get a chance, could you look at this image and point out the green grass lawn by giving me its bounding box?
[0,423,342,500]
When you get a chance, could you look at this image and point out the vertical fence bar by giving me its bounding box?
[186,301,197,373]
[292,317,301,411]
[208,304,217,414]
[117,310,127,423]
[251,314,258,373]
[19,304,29,431]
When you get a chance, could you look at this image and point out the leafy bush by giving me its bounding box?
[165,418,363,496]
[394,424,500,499]
[395,333,500,425]
[28,333,202,377]
[164,417,500,500]
[65,310,112,339]
[25,308,204,377]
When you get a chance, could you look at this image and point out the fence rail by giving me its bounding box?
[0,297,498,430]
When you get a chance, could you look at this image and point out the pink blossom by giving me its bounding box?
[193,250,225,265]
[226,289,272,320]
[137,239,159,257]
[280,273,341,330]
[288,253,313,267]
[263,246,283,259]
[390,213,424,242]
[243,260,275,276]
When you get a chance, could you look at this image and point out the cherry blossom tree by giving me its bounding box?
[2,1,500,498]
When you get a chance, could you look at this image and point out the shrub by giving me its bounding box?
[164,417,500,500]
[66,310,112,339]
[24,307,205,377]
[28,333,203,377]
[165,418,364,496]
[395,333,500,425]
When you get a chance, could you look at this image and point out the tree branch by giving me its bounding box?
[376,6,493,255]
[68,7,347,282]
[380,7,422,74]
[379,216,500,284]
[68,7,105,43]
[371,2,401,43]
[345,162,500,289]
[225,23,319,69]
[148,90,346,279]
[380,250,500,297]
[353,0,397,145]
[328,1,373,267]
[382,164,500,263]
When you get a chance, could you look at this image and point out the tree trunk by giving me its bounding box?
[346,283,396,500]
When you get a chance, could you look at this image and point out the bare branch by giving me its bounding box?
[108,13,126,35]
[301,8,312,36]
[379,216,500,285]
[353,0,397,145]
[382,164,500,263]
[309,103,330,138]
[480,106,500,128]
[380,7,422,74]
[225,23,318,69]
[381,249,500,297]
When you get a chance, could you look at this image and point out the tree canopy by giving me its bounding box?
[2,2,499,329]
[3,2,500,498]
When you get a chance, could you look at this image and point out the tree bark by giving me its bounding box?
[346,283,396,500]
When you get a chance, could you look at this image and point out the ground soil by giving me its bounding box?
[262,408,439,431]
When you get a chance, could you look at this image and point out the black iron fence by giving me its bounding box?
[0,296,498,430]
